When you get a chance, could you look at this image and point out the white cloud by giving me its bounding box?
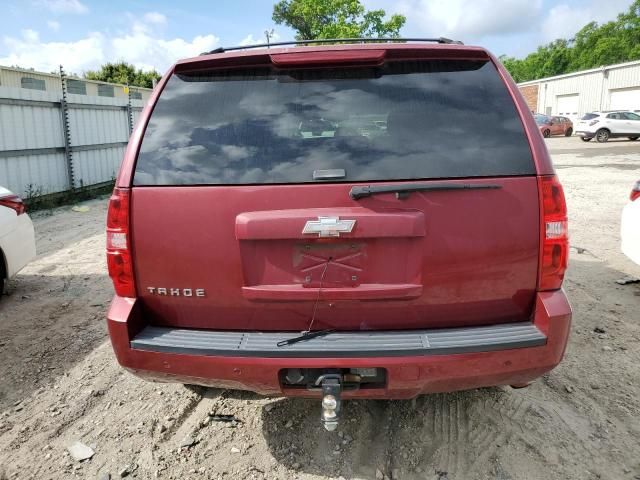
[36,0,88,14]
[364,0,633,50]
[143,12,167,25]
[541,0,633,42]
[110,33,219,71]
[22,29,40,43]
[239,34,258,46]
[239,30,281,47]
[392,0,543,40]
[0,15,219,74]
[47,20,61,31]
[2,31,104,72]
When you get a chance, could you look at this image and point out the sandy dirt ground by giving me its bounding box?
[0,137,639,480]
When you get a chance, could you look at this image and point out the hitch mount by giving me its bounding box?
[316,373,342,431]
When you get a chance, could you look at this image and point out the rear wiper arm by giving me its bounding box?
[350,182,502,200]
[277,329,335,347]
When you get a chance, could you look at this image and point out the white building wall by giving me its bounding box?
[0,85,145,196]
[519,60,640,122]
[0,66,153,101]
[604,66,640,111]
[540,70,603,120]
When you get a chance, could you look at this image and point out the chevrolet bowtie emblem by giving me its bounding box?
[302,216,356,238]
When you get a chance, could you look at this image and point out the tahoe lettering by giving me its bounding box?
[147,287,205,297]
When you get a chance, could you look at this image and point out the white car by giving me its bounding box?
[621,180,640,266]
[575,111,640,143]
[0,187,36,293]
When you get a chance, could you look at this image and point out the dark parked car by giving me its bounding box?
[106,39,571,431]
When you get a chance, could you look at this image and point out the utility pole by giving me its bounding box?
[265,29,275,48]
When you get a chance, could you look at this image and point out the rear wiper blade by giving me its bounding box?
[277,329,335,347]
[349,182,502,200]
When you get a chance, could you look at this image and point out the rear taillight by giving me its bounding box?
[630,181,640,202]
[589,120,599,126]
[538,175,568,291]
[106,188,136,297]
[0,195,26,215]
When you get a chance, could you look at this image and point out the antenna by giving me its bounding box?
[264,29,275,48]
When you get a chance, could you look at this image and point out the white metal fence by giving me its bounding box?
[0,81,144,198]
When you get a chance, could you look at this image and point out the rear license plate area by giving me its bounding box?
[295,242,365,287]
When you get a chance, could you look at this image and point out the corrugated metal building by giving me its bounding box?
[518,59,640,122]
[0,66,152,101]
[0,66,152,197]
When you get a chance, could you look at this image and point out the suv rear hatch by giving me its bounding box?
[126,46,540,332]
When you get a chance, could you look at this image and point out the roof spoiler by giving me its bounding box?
[200,37,464,56]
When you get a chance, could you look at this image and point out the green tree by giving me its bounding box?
[501,0,640,82]
[84,62,161,88]
[272,0,406,40]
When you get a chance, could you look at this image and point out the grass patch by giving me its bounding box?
[24,181,115,212]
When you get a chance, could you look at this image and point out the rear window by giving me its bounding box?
[581,113,599,120]
[134,59,535,185]
[534,114,550,125]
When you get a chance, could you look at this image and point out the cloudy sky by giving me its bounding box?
[0,0,634,75]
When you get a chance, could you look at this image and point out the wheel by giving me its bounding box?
[543,129,551,138]
[628,137,638,141]
[565,128,573,137]
[595,129,610,142]
[581,137,592,142]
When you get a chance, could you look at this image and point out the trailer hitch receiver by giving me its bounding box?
[317,374,342,431]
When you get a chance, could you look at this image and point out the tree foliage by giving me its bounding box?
[272,0,406,40]
[501,1,640,82]
[84,62,161,88]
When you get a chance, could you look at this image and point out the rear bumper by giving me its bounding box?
[107,291,572,399]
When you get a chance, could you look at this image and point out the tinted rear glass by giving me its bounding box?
[534,114,550,125]
[581,113,599,120]
[134,60,534,185]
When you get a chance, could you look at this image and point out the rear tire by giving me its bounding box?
[543,129,551,138]
[581,137,592,142]
[629,137,638,141]
[596,129,610,142]
[565,128,573,137]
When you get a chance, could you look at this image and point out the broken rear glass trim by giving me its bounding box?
[134,60,535,186]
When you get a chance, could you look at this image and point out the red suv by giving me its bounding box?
[106,39,571,430]
[535,114,574,137]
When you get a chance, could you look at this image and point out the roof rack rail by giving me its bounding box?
[201,37,464,56]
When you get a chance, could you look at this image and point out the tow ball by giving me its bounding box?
[316,374,342,431]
